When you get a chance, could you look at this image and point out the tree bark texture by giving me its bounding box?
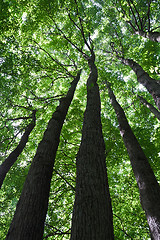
[70,54,114,240]
[138,95,160,121]
[121,57,160,110]
[6,71,81,240]
[107,83,160,240]
[0,111,36,189]
[135,30,160,43]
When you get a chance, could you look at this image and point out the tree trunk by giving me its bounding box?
[70,54,114,240]
[138,95,160,121]
[120,57,160,110]
[0,111,36,189]
[135,30,160,43]
[106,82,160,240]
[6,71,81,240]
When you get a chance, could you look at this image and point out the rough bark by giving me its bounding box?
[138,95,160,121]
[120,57,160,110]
[70,54,114,240]
[107,82,160,240]
[0,111,36,189]
[6,71,81,240]
[135,30,160,43]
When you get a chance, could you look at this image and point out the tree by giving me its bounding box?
[70,52,114,239]
[6,71,81,240]
[120,57,160,110]
[137,95,160,121]
[0,0,160,239]
[0,110,36,189]
[116,0,160,42]
[106,81,160,239]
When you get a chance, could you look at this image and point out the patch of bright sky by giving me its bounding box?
[76,70,87,90]
[92,29,99,39]
[123,75,147,92]
[83,29,99,51]
[90,0,103,9]
[22,12,27,23]
[0,58,5,65]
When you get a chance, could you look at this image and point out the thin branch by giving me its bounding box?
[142,0,152,30]
[28,91,64,102]
[117,0,137,32]
[33,40,74,77]
[64,52,78,70]
[117,226,134,239]
[147,0,151,31]
[126,20,137,32]
[150,26,160,32]
[4,128,22,154]
[74,0,92,53]
[50,16,88,59]
[6,98,33,111]
[44,225,71,239]
[67,11,81,31]
[53,169,75,191]
[137,94,160,120]
[126,0,140,31]
[7,116,31,121]
[114,214,134,239]
[129,0,143,30]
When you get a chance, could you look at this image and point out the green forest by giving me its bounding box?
[0,0,160,239]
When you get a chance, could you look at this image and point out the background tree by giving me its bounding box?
[6,71,81,240]
[106,81,160,239]
[137,94,160,121]
[116,0,160,42]
[0,110,36,189]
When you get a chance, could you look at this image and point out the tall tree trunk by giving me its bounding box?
[137,95,160,121]
[70,54,114,240]
[120,57,160,110]
[6,71,81,240]
[106,82,160,240]
[0,110,36,189]
[134,30,160,43]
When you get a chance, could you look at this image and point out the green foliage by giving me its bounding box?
[0,0,160,239]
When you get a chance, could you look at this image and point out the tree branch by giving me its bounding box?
[74,0,92,53]
[129,0,143,30]
[33,40,74,77]
[7,116,31,121]
[44,224,71,239]
[142,0,151,30]
[126,0,140,31]
[53,169,75,191]
[114,214,134,239]
[50,16,89,59]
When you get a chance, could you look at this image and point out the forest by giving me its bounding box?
[0,0,160,239]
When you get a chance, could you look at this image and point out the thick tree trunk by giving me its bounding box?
[106,82,160,240]
[0,111,36,189]
[6,71,81,240]
[120,57,160,110]
[70,54,114,240]
[135,30,160,43]
[138,95,160,121]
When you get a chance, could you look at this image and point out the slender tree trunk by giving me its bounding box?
[0,111,36,189]
[120,57,160,110]
[70,54,114,240]
[135,30,160,43]
[138,95,160,121]
[106,82,160,240]
[6,71,81,240]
